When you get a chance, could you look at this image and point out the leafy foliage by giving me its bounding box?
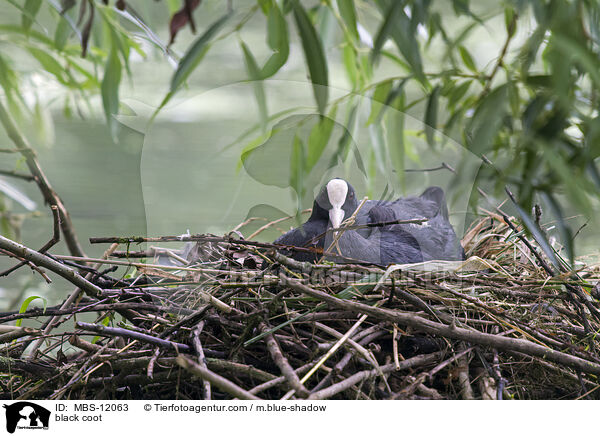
[0,0,598,263]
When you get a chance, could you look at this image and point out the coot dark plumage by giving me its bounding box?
[274,178,464,265]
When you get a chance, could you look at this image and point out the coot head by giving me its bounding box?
[312,178,359,229]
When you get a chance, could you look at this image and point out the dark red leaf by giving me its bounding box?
[116,0,126,11]
[169,0,201,46]
[76,0,87,26]
[184,0,198,33]
[81,1,94,57]
[60,0,76,14]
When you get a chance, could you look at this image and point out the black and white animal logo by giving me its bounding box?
[3,402,50,433]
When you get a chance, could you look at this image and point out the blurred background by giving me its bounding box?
[0,0,599,310]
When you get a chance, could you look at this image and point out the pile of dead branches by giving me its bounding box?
[1,209,599,400]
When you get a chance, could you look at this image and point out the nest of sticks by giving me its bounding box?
[1,209,600,400]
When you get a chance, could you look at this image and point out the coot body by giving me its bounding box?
[274,179,463,265]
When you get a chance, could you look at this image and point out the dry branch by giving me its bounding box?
[280,277,600,376]
[0,100,85,258]
[176,355,260,400]
[2,210,600,400]
[0,235,102,298]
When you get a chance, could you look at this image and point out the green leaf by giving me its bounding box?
[291,0,329,115]
[359,53,374,82]
[466,84,508,155]
[165,0,179,15]
[92,315,113,344]
[46,0,81,41]
[6,0,46,34]
[447,80,471,108]
[336,0,359,40]
[333,103,358,163]
[544,146,591,213]
[425,85,441,147]
[443,106,464,138]
[524,75,552,88]
[101,46,122,143]
[375,0,426,85]
[458,45,477,72]
[550,34,600,88]
[306,105,337,171]
[0,24,53,47]
[507,81,520,115]
[16,295,47,327]
[289,134,305,207]
[258,0,271,15]
[54,18,72,51]
[452,0,471,16]
[542,192,574,267]
[241,42,268,132]
[238,131,272,171]
[316,4,336,50]
[504,7,516,38]
[170,13,231,94]
[519,26,545,76]
[371,0,402,64]
[261,2,289,78]
[380,50,411,71]
[380,78,406,114]
[27,46,67,85]
[387,90,406,191]
[60,0,76,14]
[507,193,561,272]
[155,13,231,118]
[342,43,359,88]
[369,123,388,176]
[366,79,393,125]
[22,0,43,31]
[115,9,171,58]
[96,7,141,78]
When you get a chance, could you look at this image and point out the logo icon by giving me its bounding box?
[3,402,50,433]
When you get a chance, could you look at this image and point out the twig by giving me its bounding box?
[308,351,443,400]
[1,204,61,277]
[313,322,376,365]
[280,276,600,376]
[0,327,41,343]
[456,343,475,399]
[0,302,174,324]
[175,355,260,400]
[0,248,51,283]
[0,235,102,298]
[481,12,517,96]
[75,322,191,352]
[0,169,35,181]
[90,234,323,257]
[192,322,211,400]
[249,361,315,395]
[293,316,368,398]
[147,348,160,379]
[247,209,311,240]
[260,322,310,399]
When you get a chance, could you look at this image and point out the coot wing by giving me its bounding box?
[274,220,326,262]
[367,187,463,261]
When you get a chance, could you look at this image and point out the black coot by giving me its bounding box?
[274,178,464,265]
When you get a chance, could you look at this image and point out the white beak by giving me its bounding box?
[329,207,345,229]
[326,179,348,229]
